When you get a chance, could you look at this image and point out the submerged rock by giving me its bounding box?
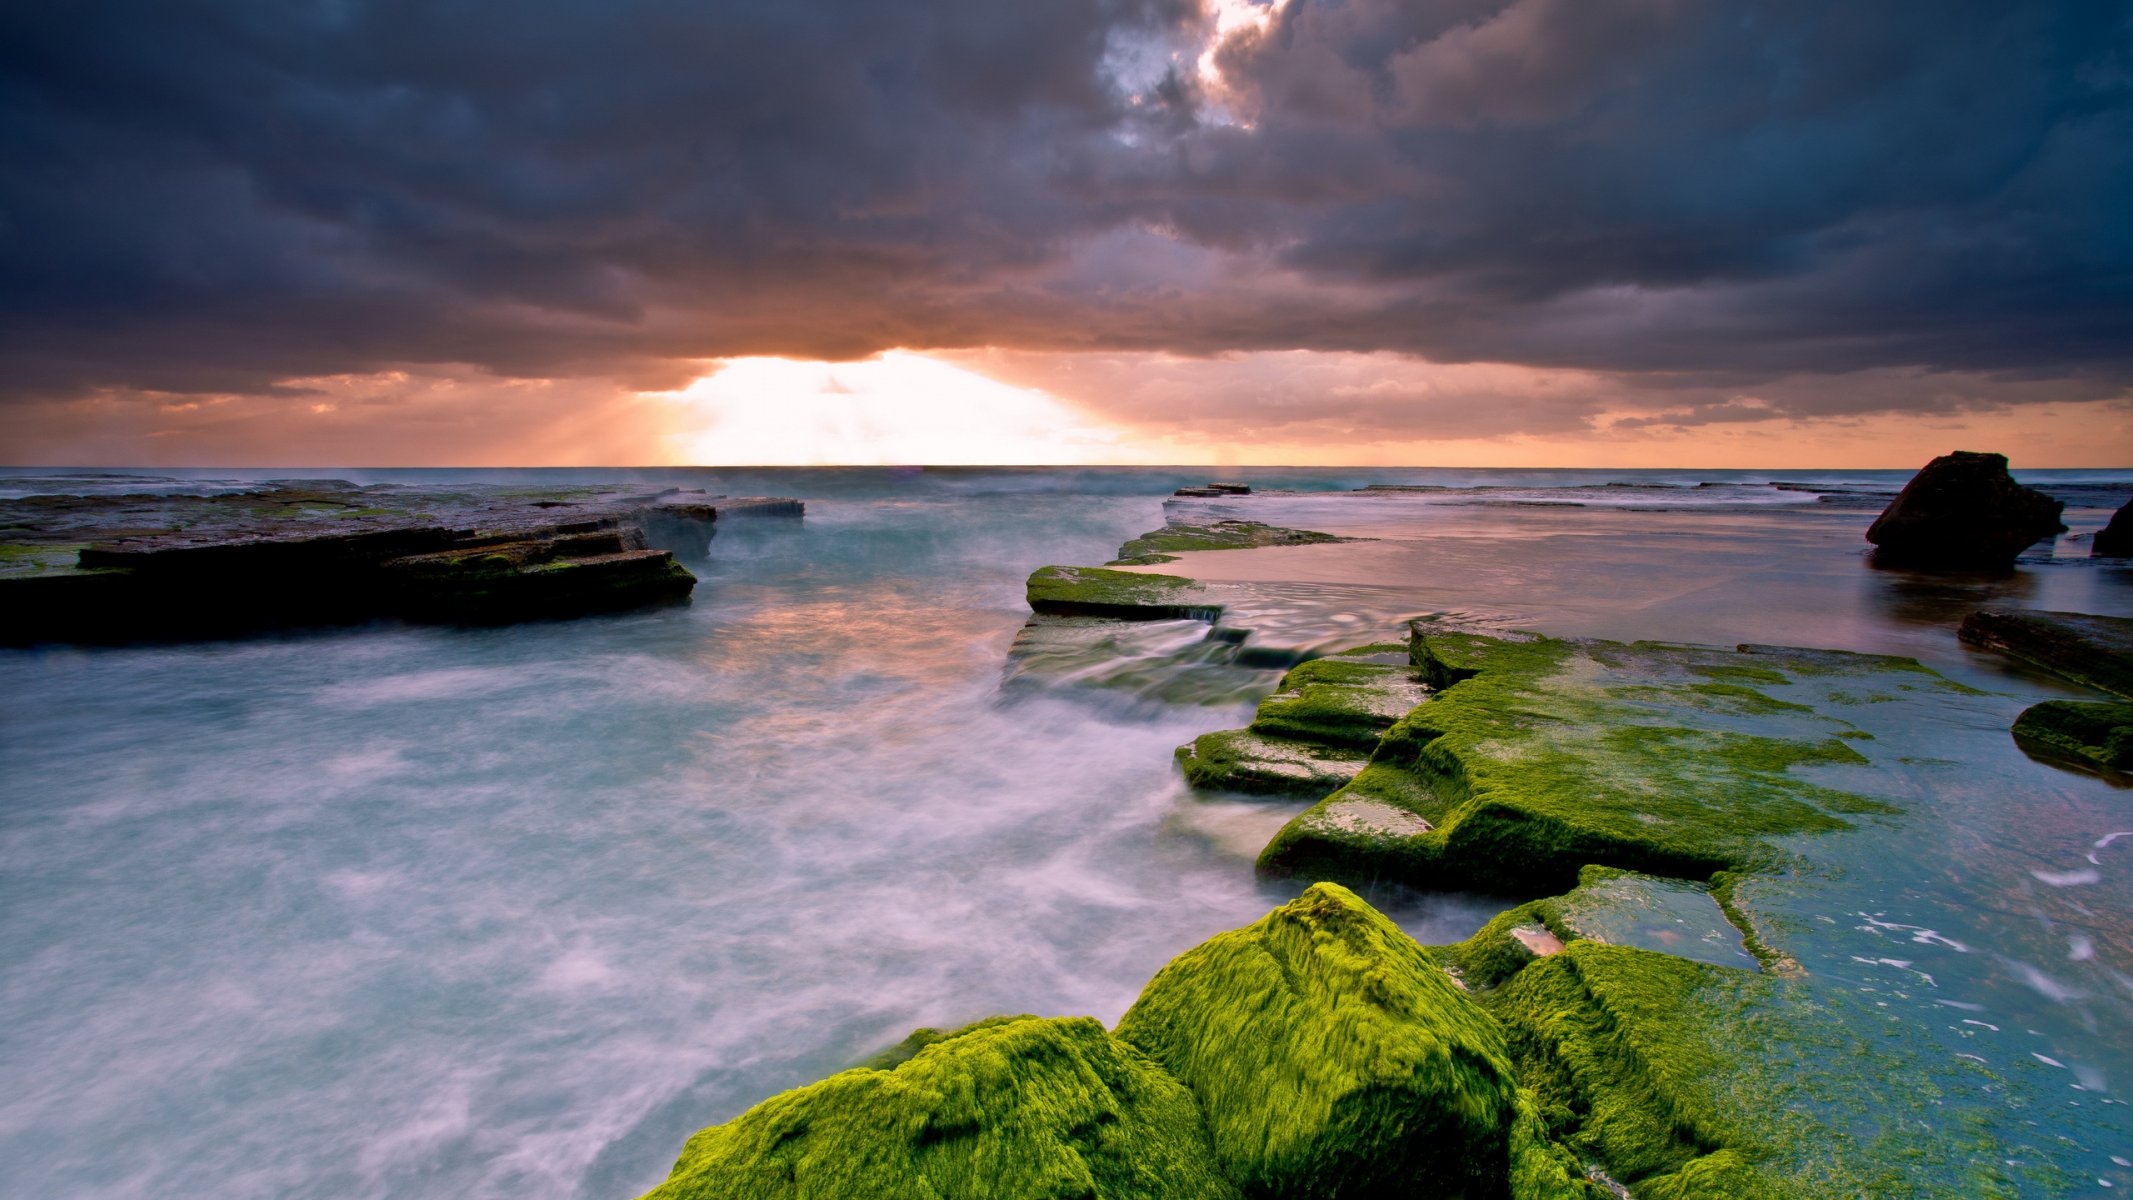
[638,1015,1239,1200]
[0,481,801,644]
[2011,699,2133,770]
[2094,498,2133,557]
[1115,882,1521,1199]
[1958,607,2133,698]
[1863,451,2065,569]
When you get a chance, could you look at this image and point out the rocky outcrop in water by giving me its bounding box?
[1864,450,2065,569]
[2012,700,2133,771]
[1958,608,2133,699]
[0,480,802,644]
[1111,519,1361,566]
[2094,498,2133,557]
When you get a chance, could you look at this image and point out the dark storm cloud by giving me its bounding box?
[1,0,2128,410]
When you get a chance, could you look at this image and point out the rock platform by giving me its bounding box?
[0,479,801,644]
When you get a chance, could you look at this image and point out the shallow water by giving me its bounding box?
[2,465,2130,1198]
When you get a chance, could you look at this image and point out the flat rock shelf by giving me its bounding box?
[0,480,801,644]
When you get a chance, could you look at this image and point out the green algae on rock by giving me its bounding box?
[1026,565,1223,621]
[2010,699,2133,770]
[1958,607,2133,699]
[1115,882,1520,1199]
[639,1015,1239,1200]
[1176,647,1427,796]
[1110,520,1360,566]
[1259,625,1916,894]
[641,884,1608,1199]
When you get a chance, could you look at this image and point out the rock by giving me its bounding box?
[1114,882,1521,1199]
[1024,565,1222,621]
[1491,943,1772,1196]
[1110,520,1357,566]
[2094,498,2133,557]
[1206,483,1252,495]
[1958,608,2133,698]
[1176,646,1426,796]
[1174,487,1228,498]
[1864,451,2065,569]
[641,886,1584,1199]
[638,1015,1239,1200]
[0,480,801,644]
[2011,700,2133,771]
[1258,622,1934,895]
[1175,728,1370,797]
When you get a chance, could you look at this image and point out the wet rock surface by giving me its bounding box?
[0,480,801,644]
[1958,607,2133,698]
[1111,519,1362,566]
[1864,451,2066,569]
[2011,699,2133,771]
[1257,622,1917,895]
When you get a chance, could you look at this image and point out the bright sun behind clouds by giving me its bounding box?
[658,352,1146,466]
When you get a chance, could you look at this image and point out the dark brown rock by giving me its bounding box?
[0,481,800,644]
[2093,498,2133,557]
[1958,608,2133,699]
[1865,451,2065,569]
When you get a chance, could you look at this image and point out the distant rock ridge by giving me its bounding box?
[0,481,802,644]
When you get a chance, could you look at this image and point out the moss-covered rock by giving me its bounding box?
[1177,649,1427,796]
[1026,565,1222,621]
[1111,520,1358,566]
[2010,699,2133,770]
[1260,625,1911,894]
[1252,658,1430,750]
[639,1015,1239,1200]
[1174,728,1369,796]
[1114,882,1520,1199]
[1492,943,1774,1196]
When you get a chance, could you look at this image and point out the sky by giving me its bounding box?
[2,0,2129,467]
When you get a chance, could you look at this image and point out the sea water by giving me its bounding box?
[1,466,2129,1198]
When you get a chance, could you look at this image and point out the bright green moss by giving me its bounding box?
[1175,652,1427,796]
[1260,626,1910,893]
[2010,699,2133,770]
[1025,565,1221,621]
[1252,658,1429,749]
[1480,938,2055,1198]
[1174,729,1367,796]
[1509,1089,1607,1200]
[0,542,95,579]
[640,1015,1239,1200]
[1114,883,1519,1199]
[859,1014,1040,1070]
[1490,943,1768,1195]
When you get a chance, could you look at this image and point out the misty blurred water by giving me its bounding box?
[2,465,2131,1198]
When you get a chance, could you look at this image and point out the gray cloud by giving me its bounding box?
[1,0,2128,425]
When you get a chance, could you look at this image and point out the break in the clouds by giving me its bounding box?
[2,0,2130,453]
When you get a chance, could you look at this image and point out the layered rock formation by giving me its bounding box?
[1864,451,2065,569]
[0,480,801,644]
[1958,608,2133,699]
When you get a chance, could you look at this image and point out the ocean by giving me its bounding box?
[2,465,2129,1198]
